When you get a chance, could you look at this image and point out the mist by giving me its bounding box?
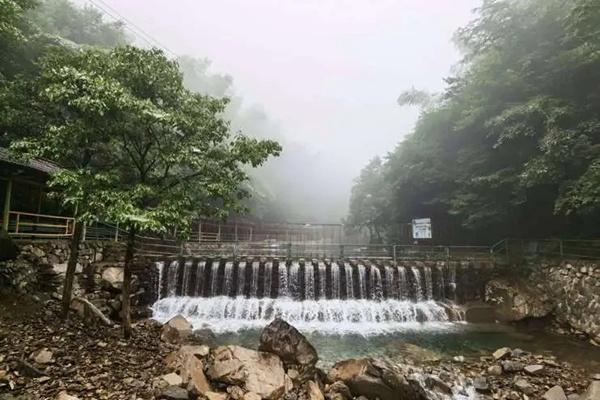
[94,0,480,223]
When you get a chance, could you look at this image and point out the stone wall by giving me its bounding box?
[486,260,600,345]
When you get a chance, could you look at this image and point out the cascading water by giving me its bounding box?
[263,261,272,298]
[153,258,463,335]
[250,261,260,297]
[304,263,315,300]
[344,263,354,299]
[331,262,340,299]
[156,261,165,299]
[317,262,326,299]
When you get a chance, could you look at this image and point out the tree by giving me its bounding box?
[12,46,281,335]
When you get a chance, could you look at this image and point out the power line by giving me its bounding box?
[85,0,178,58]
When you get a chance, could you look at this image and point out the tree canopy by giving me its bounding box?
[348,0,600,244]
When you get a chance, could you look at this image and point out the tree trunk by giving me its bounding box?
[122,226,137,339]
[61,220,85,319]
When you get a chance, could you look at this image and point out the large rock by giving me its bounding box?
[101,267,124,291]
[0,230,18,261]
[259,318,318,375]
[165,345,211,395]
[207,345,286,399]
[581,381,600,400]
[161,315,193,344]
[327,358,428,400]
[543,386,567,400]
[485,279,553,321]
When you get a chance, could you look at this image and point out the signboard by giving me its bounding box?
[412,218,432,239]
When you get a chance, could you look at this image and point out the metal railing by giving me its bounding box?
[491,238,600,261]
[3,211,75,238]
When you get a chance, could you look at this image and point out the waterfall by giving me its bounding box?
[289,262,300,299]
[210,261,220,296]
[223,262,234,297]
[397,266,408,300]
[317,262,326,299]
[331,262,340,299]
[195,261,206,296]
[424,266,433,300]
[182,261,193,296]
[411,266,423,302]
[153,257,465,335]
[370,265,383,301]
[357,264,367,299]
[344,263,354,299]
[384,266,397,299]
[167,260,179,297]
[237,261,246,297]
[263,261,273,298]
[152,296,459,335]
[278,262,289,297]
[250,261,260,297]
[304,263,315,300]
[156,261,165,300]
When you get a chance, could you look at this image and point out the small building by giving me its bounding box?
[0,147,74,237]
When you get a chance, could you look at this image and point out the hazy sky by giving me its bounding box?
[91,0,480,220]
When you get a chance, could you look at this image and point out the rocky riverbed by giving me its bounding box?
[1,295,599,400]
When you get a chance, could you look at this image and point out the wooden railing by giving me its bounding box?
[3,211,75,238]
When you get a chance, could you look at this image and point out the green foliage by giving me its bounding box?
[349,0,600,243]
[11,46,281,237]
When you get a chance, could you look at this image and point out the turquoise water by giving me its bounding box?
[204,322,600,371]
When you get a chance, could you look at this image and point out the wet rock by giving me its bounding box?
[493,347,512,360]
[55,392,80,400]
[543,386,567,400]
[524,364,544,375]
[306,380,324,400]
[32,348,53,364]
[473,376,490,393]
[259,318,318,376]
[501,360,524,373]
[101,267,124,291]
[425,375,452,395]
[327,358,427,400]
[514,378,535,395]
[162,373,183,386]
[581,381,600,400]
[485,279,553,321]
[161,315,193,344]
[326,381,352,400]
[159,385,189,400]
[207,345,286,399]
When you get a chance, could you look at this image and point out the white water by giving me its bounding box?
[250,261,260,297]
[278,262,289,297]
[223,262,234,296]
[195,261,205,296]
[152,296,456,335]
[317,262,326,299]
[156,261,165,299]
[305,263,315,300]
[331,262,340,299]
[237,261,246,296]
[263,262,272,298]
[344,263,354,299]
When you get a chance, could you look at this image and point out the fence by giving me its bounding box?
[2,211,74,238]
[490,238,600,261]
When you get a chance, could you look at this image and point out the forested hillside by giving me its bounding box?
[348,0,600,244]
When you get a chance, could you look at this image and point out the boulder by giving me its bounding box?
[326,381,352,400]
[485,279,553,321]
[493,347,511,360]
[101,267,124,291]
[159,386,189,400]
[473,376,490,393]
[424,375,452,395]
[306,380,324,400]
[487,365,503,376]
[165,345,211,395]
[0,230,18,261]
[581,381,600,400]
[227,386,246,400]
[32,348,53,364]
[259,318,318,375]
[524,364,544,375]
[501,360,524,373]
[207,345,286,399]
[55,392,80,400]
[326,358,427,400]
[543,386,567,400]
[244,393,261,400]
[514,378,535,395]
[162,373,183,386]
[161,315,193,344]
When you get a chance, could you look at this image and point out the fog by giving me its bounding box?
[95,0,480,223]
